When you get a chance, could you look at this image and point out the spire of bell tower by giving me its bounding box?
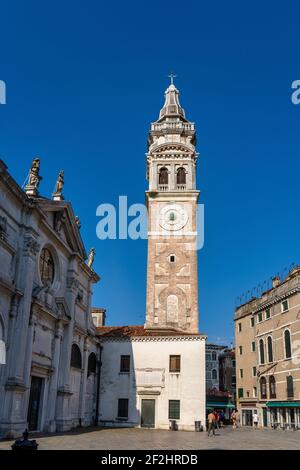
[158,78,186,121]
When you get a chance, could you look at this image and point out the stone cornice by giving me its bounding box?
[99,334,206,343]
[235,276,300,319]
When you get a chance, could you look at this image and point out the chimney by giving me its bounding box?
[272,275,280,288]
[92,307,106,327]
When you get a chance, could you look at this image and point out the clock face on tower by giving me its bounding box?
[159,203,189,231]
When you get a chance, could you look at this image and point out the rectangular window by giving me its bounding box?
[266,307,271,319]
[252,366,257,377]
[282,300,289,312]
[258,312,263,322]
[117,398,129,418]
[239,346,243,355]
[168,400,180,420]
[169,355,181,373]
[240,369,243,379]
[238,322,242,332]
[120,355,130,373]
[238,388,244,398]
[251,341,256,352]
[253,386,257,398]
[250,317,255,327]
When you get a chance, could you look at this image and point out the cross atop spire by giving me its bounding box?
[168,72,176,85]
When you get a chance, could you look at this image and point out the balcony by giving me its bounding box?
[158,185,169,191]
[151,122,195,132]
[176,184,186,191]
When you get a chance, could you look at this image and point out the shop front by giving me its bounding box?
[266,401,300,430]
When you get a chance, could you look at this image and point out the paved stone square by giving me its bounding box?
[0,426,300,450]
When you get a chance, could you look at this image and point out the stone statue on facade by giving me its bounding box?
[24,158,42,197]
[75,216,81,229]
[52,170,64,201]
[87,248,95,268]
[54,210,66,233]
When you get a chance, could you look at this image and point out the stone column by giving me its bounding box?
[0,234,40,438]
[79,337,88,425]
[55,268,78,432]
[23,312,37,390]
[46,320,63,432]
[8,235,40,383]
[22,311,38,421]
[170,163,175,190]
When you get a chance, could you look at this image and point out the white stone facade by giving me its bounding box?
[98,333,206,431]
[0,160,101,438]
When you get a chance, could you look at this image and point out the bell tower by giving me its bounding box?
[145,79,200,333]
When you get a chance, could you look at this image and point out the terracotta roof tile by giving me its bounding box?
[96,325,201,338]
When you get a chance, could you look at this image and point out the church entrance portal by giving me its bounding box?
[141,399,155,428]
[27,376,43,431]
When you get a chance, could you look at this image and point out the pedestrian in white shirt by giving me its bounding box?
[253,411,259,429]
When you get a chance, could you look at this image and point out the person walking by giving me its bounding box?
[213,411,220,430]
[207,410,216,437]
[219,410,225,428]
[253,411,259,429]
[231,410,236,429]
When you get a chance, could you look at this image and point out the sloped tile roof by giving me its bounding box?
[96,325,201,338]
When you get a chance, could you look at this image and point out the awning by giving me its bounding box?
[206,402,235,409]
[266,401,300,408]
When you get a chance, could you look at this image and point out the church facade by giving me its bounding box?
[0,159,101,438]
[97,81,206,430]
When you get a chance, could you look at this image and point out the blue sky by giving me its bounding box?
[0,1,299,345]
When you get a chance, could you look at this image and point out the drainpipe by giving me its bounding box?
[95,345,103,427]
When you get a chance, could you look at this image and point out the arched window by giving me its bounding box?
[212,369,217,380]
[259,339,265,365]
[260,376,267,399]
[212,351,217,361]
[176,167,186,185]
[284,330,292,359]
[287,375,294,398]
[159,167,168,185]
[87,352,97,377]
[269,375,276,398]
[267,336,273,363]
[39,247,55,286]
[70,344,82,369]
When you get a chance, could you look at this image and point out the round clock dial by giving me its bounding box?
[159,204,188,231]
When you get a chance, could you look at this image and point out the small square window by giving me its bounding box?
[169,255,176,263]
[169,355,181,373]
[282,300,289,312]
[238,388,244,398]
[168,400,180,420]
[120,355,130,373]
[266,308,271,319]
[117,398,129,418]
